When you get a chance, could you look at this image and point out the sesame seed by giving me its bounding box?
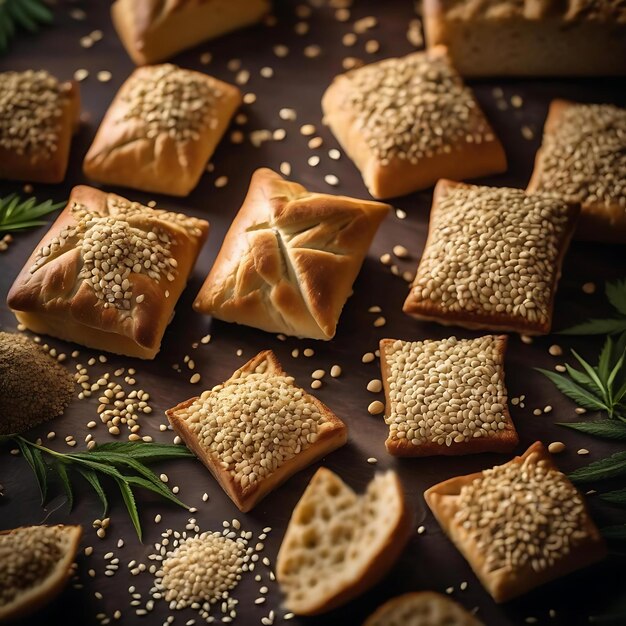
[273,45,289,57]
[366,379,382,393]
[308,155,320,167]
[575,407,587,415]
[311,369,325,380]
[215,176,228,188]
[367,457,378,464]
[582,282,596,294]
[310,380,322,390]
[373,316,386,328]
[368,400,385,415]
[511,95,523,108]
[304,45,321,58]
[577,448,590,455]
[362,352,375,363]
[328,149,341,160]
[521,126,534,140]
[379,253,392,265]
[308,136,323,149]
[303,348,314,357]
[200,52,212,64]
[97,71,112,83]
[74,69,89,82]
[260,66,274,78]
[243,93,256,105]
[342,32,357,46]
[300,124,316,136]
[544,405,553,414]
[330,365,342,378]
[279,108,296,121]
[548,344,563,357]
[395,208,407,219]
[365,39,380,54]
[392,245,409,258]
[548,442,566,454]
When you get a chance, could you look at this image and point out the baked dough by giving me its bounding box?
[403,179,580,335]
[193,168,390,339]
[424,442,606,603]
[165,350,348,512]
[0,70,80,184]
[83,64,241,196]
[527,100,626,243]
[380,335,518,457]
[7,185,209,359]
[321,46,506,199]
[112,0,270,65]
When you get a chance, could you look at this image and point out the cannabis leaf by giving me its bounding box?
[1,436,194,540]
[558,420,626,440]
[0,0,53,54]
[600,488,626,507]
[0,193,65,233]
[569,452,626,483]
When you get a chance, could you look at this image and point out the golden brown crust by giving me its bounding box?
[424,442,607,603]
[7,185,209,359]
[83,65,241,196]
[193,168,390,340]
[165,350,348,512]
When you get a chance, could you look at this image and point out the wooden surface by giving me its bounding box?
[1,2,625,625]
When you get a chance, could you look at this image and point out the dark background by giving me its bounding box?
[1,1,625,625]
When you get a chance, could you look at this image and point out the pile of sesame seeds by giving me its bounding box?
[0,70,70,160]
[339,52,494,166]
[455,451,589,573]
[409,185,572,326]
[383,336,509,448]
[535,103,626,211]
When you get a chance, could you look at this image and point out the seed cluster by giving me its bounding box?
[535,103,626,212]
[0,70,70,160]
[121,64,223,142]
[455,451,589,573]
[340,52,494,165]
[384,336,508,447]
[410,185,572,325]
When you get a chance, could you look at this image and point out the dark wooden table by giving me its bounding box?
[1,2,625,625]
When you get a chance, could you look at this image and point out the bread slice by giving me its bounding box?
[364,591,483,626]
[166,351,348,512]
[276,468,412,615]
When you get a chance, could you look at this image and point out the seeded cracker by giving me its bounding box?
[403,179,580,334]
[165,350,348,512]
[425,442,606,603]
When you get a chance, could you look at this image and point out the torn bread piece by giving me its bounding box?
[277,468,411,615]
[425,442,606,603]
[166,351,348,512]
[380,335,518,457]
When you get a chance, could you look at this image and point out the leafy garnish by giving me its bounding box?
[0,436,194,540]
[0,193,65,233]
[0,0,53,55]
[600,488,626,507]
[558,420,626,440]
[568,452,626,483]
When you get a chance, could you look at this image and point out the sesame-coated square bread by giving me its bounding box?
[83,64,241,196]
[7,185,209,359]
[165,351,348,512]
[403,179,580,334]
[193,168,390,340]
[424,442,606,602]
[379,335,518,457]
[321,46,506,199]
[527,100,626,243]
[0,70,80,184]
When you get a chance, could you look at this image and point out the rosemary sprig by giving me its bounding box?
[0,0,53,54]
[0,436,194,540]
[0,193,65,233]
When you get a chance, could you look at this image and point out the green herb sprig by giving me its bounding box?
[0,436,194,540]
[0,193,65,233]
[0,0,53,54]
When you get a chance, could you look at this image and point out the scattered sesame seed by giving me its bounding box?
[577,448,590,455]
[368,400,385,415]
[392,244,409,258]
[544,405,553,414]
[575,407,587,415]
[273,45,289,57]
[548,344,563,357]
[311,369,325,380]
[74,69,89,82]
[373,316,386,327]
[521,126,534,140]
[330,365,342,378]
[365,39,380,54]
[310,380,322,390]
[280,161,291,176]
[548,442,566,454]
[307,155,320,167]
[367,379,382,393]
[97,71,112,83]
[243,93,256,105]
[215,176,229,188]
[362,352,375,363]
[279,108,296,121]
[303,348,314,357]
[304,45,321,58]
[308,136,323,149]
[511,95,523,108]
[200,52,212,65]
[582,282,596,294]
[367,457,378,464]
[324,174,339,186]
[379,253,392,265]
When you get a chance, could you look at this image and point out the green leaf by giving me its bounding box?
[87,441,194,462]
[17,438,47,502]
[123,475,189,510]
[571,349,606,399]
[560,318,626,336]
[598,336,613,385]
[55,461,73,511]
[535,368,607,411]
[20,0,53,23]
[0,193,64,233]
[564,363,601,394]
[606,279,626,316]
[558,420,626,440]
[114,478,142,541]
[77,468,108,516]
[569,452,626,483]
[599,488,626,507]
[607,350,626,397]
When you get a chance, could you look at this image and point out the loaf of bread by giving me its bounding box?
[83,64,240,196]
[112,0,270,65]
[277,468,411,615]
[321,46,506,199]
[424,0,626,76]
[425,442,606,603]
[403,179,579,335]
[0,70,80,184]
[193,168,390,339]
[7,186,209,359]
[165,351,348,512]
[527,100,626,244]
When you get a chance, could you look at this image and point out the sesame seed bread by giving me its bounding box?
[7,185,209,359]
[424,442,606,603]
[276,468,412,615]
[112,0,270,65]
[424,0,626,77]
[0,70,80,184]
[527,100,626,244]
[403,179,580,335]
[320,46,506,199]
[165,350,348,512]
[0,524,82,622]
[379,335,518,457]
[193,168,390,340]
[363,591,483,626]
[83,64,241,196]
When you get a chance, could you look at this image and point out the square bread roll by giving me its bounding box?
[112,0,270,65]
[403,179,580,335]
[193,168,390,339]
[165,350,348,512]
[321,46,506,199]
[83,64,241,196]
[7,186,209,359]
[276,468,411,615]
[379,335,518,457]
[527,100,626,244]
[424,442,606,602]
[0,70,80,184]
